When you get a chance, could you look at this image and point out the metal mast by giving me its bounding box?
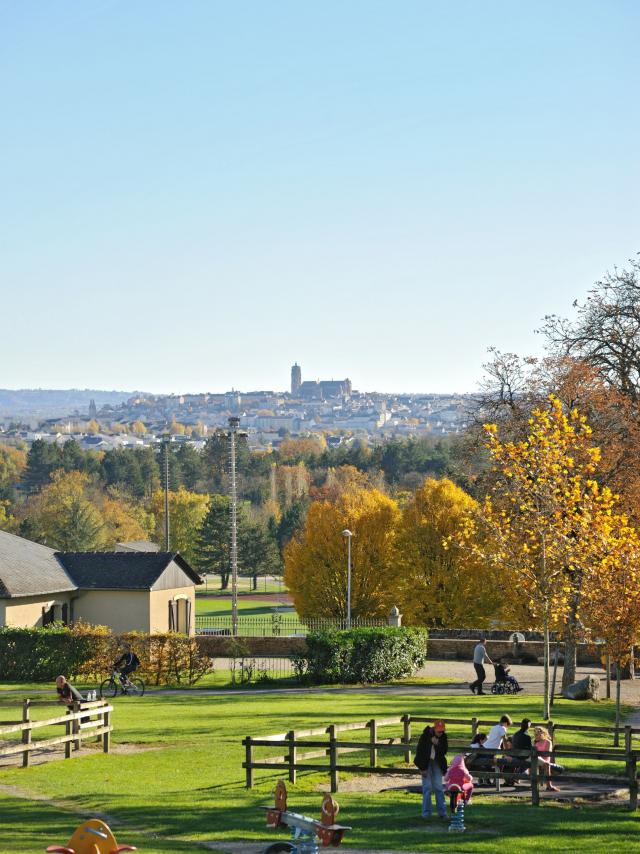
[228,417,240,636]
[162,434,171,551]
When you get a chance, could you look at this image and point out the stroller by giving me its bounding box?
[490,663,521,695]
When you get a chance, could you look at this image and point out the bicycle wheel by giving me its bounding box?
[100,678,118,699]
[128,678,145,697]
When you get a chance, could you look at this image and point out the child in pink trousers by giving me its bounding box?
[443,754,474,814]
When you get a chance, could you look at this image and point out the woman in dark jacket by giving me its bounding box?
[414,719,448,819]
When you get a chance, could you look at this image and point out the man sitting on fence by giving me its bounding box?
[55,675,84,706]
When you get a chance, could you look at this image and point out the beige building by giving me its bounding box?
[0,531,201,635]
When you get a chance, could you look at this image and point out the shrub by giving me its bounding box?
[302,627,428,684]
[0,625,212,686]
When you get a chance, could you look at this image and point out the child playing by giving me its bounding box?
[443,754,474,814]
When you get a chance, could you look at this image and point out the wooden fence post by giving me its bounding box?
[65,710,72,759]
[368,719,377,769]
[287,730,297,784]
[72,702,81,751]
[244,737,254,788]
[328,724,338,793]
[103,706,110,754]
[625,726,633,754]
[628,753,638,811]
[402,714,412,764]
[530,748,540,806]
[21,699,31,768]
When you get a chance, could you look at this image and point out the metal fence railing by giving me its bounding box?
[195,615,386,636]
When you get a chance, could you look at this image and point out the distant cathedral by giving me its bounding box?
[291,363,302,395]
[290,363,351,400]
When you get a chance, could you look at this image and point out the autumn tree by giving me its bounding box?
[0,443,26,501]
[23,470,106,550]
[580,512,640,733]
[284,486,400,620]
[455,397,604,718]
[151,487,209,566]
[395,478,503,629]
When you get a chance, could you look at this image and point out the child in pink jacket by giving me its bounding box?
[443,754,474,813]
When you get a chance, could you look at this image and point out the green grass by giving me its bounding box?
[195,598,295,617]
[197,575,285,595]
[0,690,636,853]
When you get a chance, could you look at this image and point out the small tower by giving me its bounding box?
[88,398,97,418]
[291,363,302,395]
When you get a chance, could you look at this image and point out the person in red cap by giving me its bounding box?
[414,718,449,820]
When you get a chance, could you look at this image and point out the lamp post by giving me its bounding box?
[342,529,353,629]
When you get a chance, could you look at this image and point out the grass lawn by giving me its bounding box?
[0,690,637,853]
[195,598,295,617]
[198,575,285,596]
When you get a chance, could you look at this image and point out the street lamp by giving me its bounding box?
[342,529,353,629]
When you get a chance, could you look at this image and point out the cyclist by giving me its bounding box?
[113,645,140,689]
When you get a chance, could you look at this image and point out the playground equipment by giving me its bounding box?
[262,781,351,853]
[447,791,467,833]
[45,818,137,854]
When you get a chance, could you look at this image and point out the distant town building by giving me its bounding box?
[299,378,352,400]
[291,363,302,395]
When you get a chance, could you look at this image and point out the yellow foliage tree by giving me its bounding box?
[101,490,155,546]
[24,470,107,550]
[284,486,400,620]
[132,421,147,435]
[580,512,640,732]
[395,478,503,629]
[455,397,606,717]
[151,487,209,565]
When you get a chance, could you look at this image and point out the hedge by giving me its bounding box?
[298,627,428,684]
[0,623,212,685]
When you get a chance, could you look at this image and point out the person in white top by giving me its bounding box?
[484,715,512,750]
[470,637,493,695]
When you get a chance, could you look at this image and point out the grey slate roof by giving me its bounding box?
[0,530,76,598]
[115,541,160,553]
[56,552,202,590]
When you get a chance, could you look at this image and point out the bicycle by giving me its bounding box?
[99,670,145,699]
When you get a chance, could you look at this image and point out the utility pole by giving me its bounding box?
[162,433,171,551]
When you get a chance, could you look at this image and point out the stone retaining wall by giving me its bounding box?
[427,637,598,665]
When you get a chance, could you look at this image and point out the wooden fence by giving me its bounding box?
[0,699,112,768]
[243,713,640,808]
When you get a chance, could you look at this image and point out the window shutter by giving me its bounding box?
[185,599,192,635]
[168,600,176,631]
[61,603,69,625]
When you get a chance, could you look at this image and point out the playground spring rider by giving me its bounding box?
[447,789,466,833]
[46,818,137,854]
[262,780,351,853]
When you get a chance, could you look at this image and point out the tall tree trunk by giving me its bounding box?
[252,574,257,591]
[543,609,550,720]
[562,571,582,691]
[615,660,622,746]
[220,571,230,590]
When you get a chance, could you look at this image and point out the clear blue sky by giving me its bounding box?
[1,1,638,394]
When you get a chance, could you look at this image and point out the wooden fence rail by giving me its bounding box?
[0,699,112,768]
[242,712,640,809]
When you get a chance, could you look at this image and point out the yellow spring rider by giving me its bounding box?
[46,818,137,854]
